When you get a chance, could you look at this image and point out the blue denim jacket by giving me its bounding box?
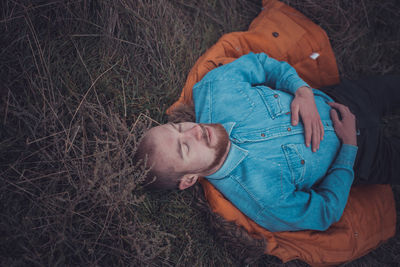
[193,53,358,232]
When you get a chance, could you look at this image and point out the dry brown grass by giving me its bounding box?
[0,0,399,266]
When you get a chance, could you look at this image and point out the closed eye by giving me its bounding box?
[169,123,184,159]
[183,143,189,154]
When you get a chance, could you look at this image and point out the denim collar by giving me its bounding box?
[206,122,248,180]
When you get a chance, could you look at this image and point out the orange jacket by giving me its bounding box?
[168,0,396,266]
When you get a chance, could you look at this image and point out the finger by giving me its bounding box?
[304,122,312,148]
[319,120,324,141]
[312,123,320,152]
[328,102,349,117]
[291,103,300,126]
[328,102,343,108]
[330,108,340,125]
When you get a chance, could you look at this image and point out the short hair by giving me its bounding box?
[134,130,182,190]
[135,103,195,190]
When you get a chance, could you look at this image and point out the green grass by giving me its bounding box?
[1,0,399,266]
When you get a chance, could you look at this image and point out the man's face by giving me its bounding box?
[146,122,230,177]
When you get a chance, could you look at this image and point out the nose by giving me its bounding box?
[183,124,203,141]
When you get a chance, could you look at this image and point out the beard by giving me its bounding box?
[199,123,230,173]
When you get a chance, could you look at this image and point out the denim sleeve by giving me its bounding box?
[314,144,358,222]
[257,53,310,95]
[198,52,309,94]
[257,144,358,232]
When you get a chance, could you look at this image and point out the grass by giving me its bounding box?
[0,0,399,266]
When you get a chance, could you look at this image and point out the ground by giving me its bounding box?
[1,0,399,266]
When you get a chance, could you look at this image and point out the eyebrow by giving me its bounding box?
[169,123,183,159]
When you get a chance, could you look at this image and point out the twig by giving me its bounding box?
[132,113,160,129]
[15,170,68,185]
[122,113,160,147]
[66,125,81,153]
[26,127,79,145]
[3,90,11,124]
[2,166,36,197]
[122,80,127,118]
[70,61,120,125]
[70,34,146,49]
[360,0,370,28]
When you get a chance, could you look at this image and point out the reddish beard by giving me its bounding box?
[199,123,230,173]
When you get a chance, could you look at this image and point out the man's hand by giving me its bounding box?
[291,86,324,152]
[328,102,357,146]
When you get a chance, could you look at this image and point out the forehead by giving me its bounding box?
[148,124,175,147]
[147,124,182,172]
[148,124,178,156]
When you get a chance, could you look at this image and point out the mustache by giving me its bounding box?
[199,124,209,145]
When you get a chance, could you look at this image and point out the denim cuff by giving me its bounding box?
[287,79,310,95]
[334,144,358,168]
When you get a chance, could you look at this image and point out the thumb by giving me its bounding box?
[291,103,300,126]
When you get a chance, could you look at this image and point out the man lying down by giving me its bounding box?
[135,52,400,232]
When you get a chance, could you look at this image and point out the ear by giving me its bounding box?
[178,174,199,190]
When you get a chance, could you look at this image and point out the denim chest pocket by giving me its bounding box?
[282,144,306,185]
[255,87,290,119]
